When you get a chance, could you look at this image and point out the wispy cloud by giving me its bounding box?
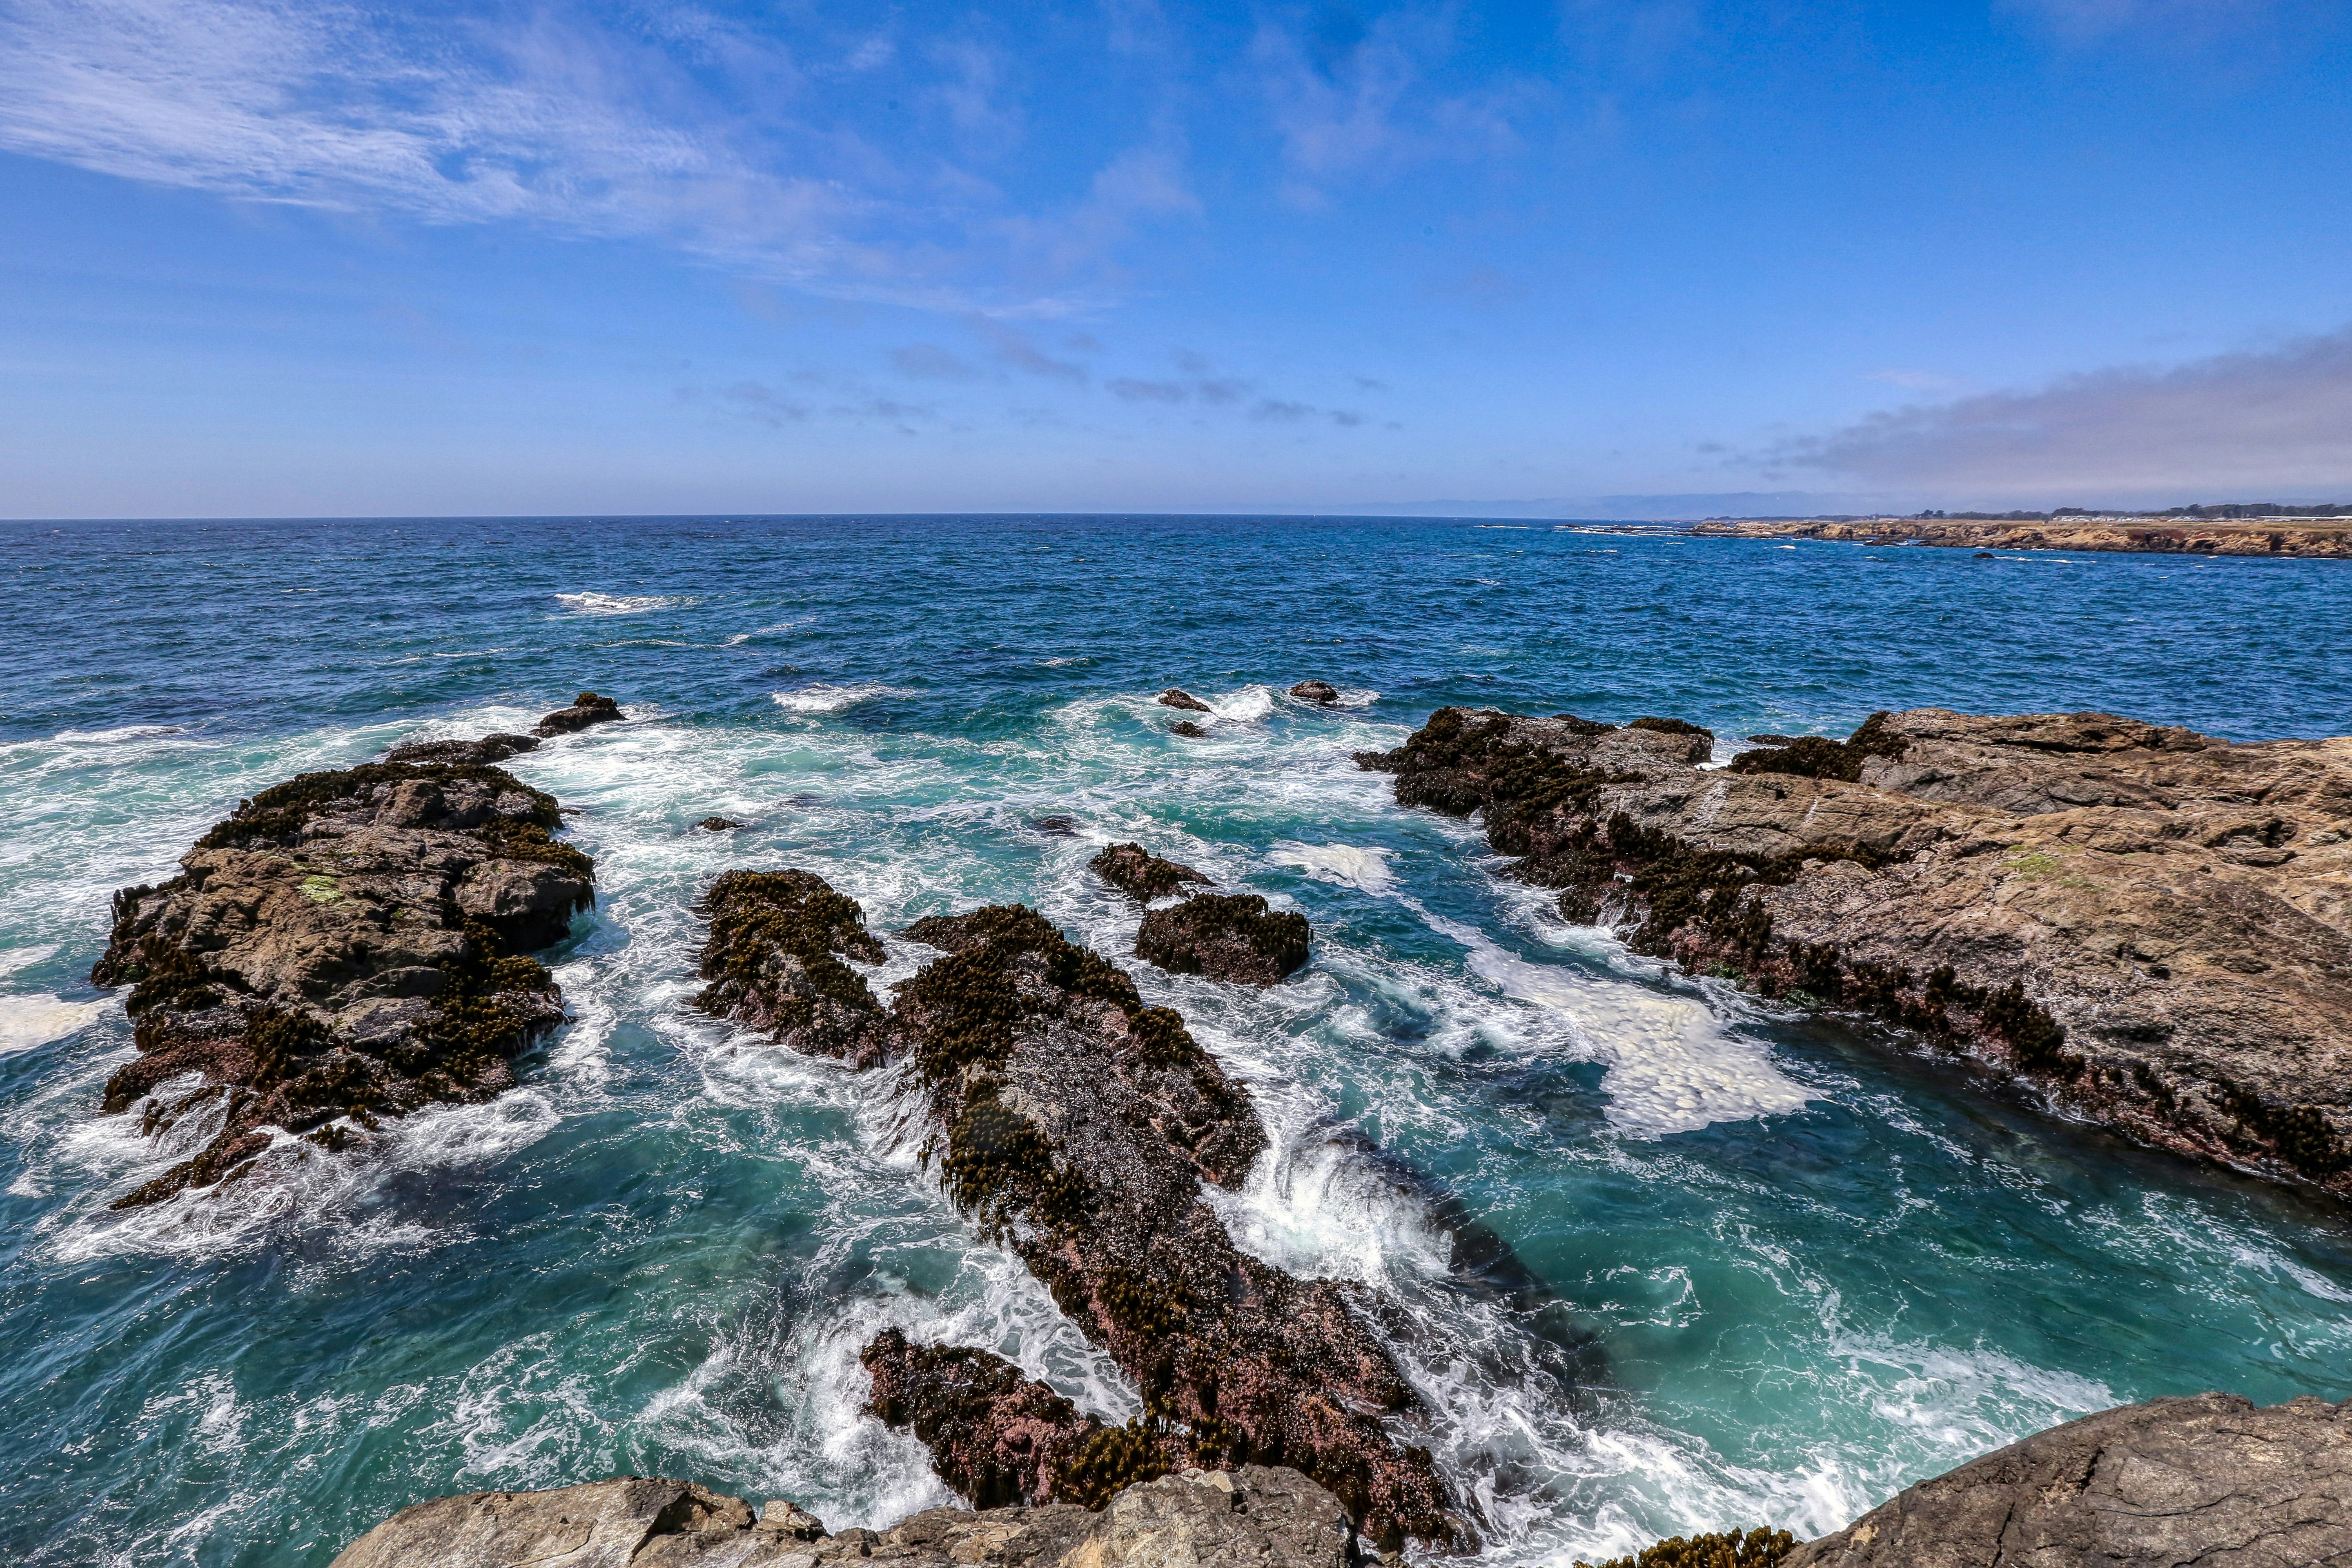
[0,0,1197,315]
[1766,327,2352,498]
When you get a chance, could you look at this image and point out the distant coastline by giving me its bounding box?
[1672,514,2352,559]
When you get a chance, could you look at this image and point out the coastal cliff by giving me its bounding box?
[1361,706,2352,1199]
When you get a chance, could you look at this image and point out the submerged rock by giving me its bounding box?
[1787,1392,2352,1567]
[329,1465,1355,1568]
[1089,842,1213,903]
[1363,705,2352,1199]
[693,869,889,1067]
[697,816,744,832]
[383,733,539,766]
[535,691,625,736]
[1156,688,1212,713]
[1169,720,1208,738]
[1290,680,1340,704]
[1134,894,1310,986]
[89,763,594,1209]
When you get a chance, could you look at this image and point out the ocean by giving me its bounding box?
[2,513,2349,1566]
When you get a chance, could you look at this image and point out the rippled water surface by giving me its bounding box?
[3,515,2350,1566]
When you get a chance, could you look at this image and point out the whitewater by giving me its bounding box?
[2,514,2348,1566]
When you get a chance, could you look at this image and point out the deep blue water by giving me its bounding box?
[2,514,2349,1567]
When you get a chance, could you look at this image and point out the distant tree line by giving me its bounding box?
[1908,503,2351,522]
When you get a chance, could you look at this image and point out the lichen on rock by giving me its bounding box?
[89,761,593,1209]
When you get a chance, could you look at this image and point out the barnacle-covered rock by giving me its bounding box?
[693,869,889,1066]
[1134,894,1310,986]
[1089,842,1212,903]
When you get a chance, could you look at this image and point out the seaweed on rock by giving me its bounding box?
[693,868,888,1065]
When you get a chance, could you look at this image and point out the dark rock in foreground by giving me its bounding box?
[1135,894,1310,986]
[1362,705,2352,1199]
[1089,842,1212,903]
[693,870,889,1067]
[1786,1392,2352,1567]
[1157,688,1212,713]
[1169,720,1208,738]
[329,1465,1356,1567]
[535,691,625,736]
[1291,680,1340,704]
[90,763,594,1209]
[384,733,539,766]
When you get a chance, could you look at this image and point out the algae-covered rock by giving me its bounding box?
[1089,842,1212,903]
[1134,893,1310,986]
[693,869,889,1067]
[90,762,593,1209]
[383,733,539,766]
[1156,688,1212,713]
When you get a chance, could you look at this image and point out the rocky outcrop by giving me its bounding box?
[1362,706,2352,1199]
[1786,1392,2352,1567]
[384,733,539,766]
[1134,895,1310,986]
[89,763,595,1208]
[1686,516,2352,559]
[1089,843,1212,903]
[329,1465,1357,1568]
[1169,721,1207,739]
[1156,690,1212,713]
[1290,681,1340,705]
[536,691,626,736]
[693,870,889,1068]
[698,817,745,832]
[883,906,1452,1546]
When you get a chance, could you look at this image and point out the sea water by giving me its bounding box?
[2,514,2348,1566]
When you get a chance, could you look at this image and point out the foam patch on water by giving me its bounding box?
[1270,841,1396,895]
[554,591,695,615]
[1411,901,1811,1136]
[772,684,916,714]
[1206,685,1276,722]
[0,944,60,977]
[0,995,112,1055]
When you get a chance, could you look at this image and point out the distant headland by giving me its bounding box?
[1668,503,2352,559]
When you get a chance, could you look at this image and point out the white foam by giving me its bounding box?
[51,724,189,743]
[772,684,915,714]
[1412,900,1813,1136]
[0,943,59,977]
[1269,841,1396,895]
[553,591,694,615]
[0,994,111,1055]
[1205,685,1275,722]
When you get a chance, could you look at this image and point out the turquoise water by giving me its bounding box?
[2,514,2350,1566]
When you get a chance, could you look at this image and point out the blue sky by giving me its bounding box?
[2,0,2348,518]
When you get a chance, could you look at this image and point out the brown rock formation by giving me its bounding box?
[384,733,540,766]
[1362,705,2352,1198]
[1786,1392,2352,1568]
[328,1465,1357,1568]
[1290,681,1341,704]
[1156,689,1212,713]
[536,691,626,736]
[1089,843,1213,903]
[1169,721,1208,739]
[1134,895,1310,986]
[693,869,889,1067]
[89,762,594,1209]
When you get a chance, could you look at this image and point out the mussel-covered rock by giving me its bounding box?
[534,691,624,736]
[1134,894,1310,986]
[90,763,594,1209]
[1089,842,1212,903]
[693,869,888,1067]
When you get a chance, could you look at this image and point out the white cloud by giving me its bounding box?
[1770,327,2352,499]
